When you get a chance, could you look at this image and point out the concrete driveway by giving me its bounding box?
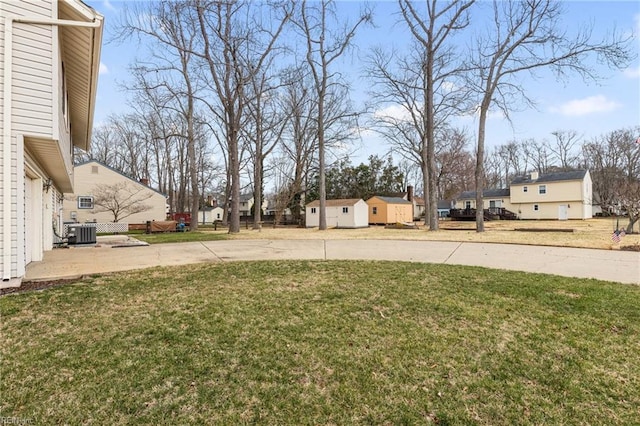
[24,238,640,285]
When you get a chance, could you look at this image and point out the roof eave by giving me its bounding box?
[59,1,104,152]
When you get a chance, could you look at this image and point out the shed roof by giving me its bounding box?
[306,198,363,208]
[511,170,588,185]
[366,196,412,205]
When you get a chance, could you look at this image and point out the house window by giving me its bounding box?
[342,207,349,214]
[534,204,539,211]
[539,185,546,194]
[523,186,528,193]
[62,62,70,128]
[311,207,317,214]
[465,201,471,209]
[78,196,94,209]
[216,213,220,219]
[372,206,377,215]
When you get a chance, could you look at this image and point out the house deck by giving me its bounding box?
[449,208,517,221]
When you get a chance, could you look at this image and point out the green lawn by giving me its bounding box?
[1,261,639,425]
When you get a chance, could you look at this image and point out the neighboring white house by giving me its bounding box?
[198,206,224,224]
[1,1,104,287]
[63,161,167,224]
[305,198,369,228]
[239,193,269,216]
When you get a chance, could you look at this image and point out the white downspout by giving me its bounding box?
[2,15,101,281]
[2,16,15,281]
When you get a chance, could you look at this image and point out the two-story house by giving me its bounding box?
[454,170,592,220]
[1,1,104,287]
[63,161,167,224]
[509,170,592,220]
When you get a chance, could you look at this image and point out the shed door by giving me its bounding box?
[558,205,568,221]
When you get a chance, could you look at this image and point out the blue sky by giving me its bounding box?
[90,0,640,161]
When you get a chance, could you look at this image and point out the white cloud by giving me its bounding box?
[373,104,412,121]
[99,62,109,75]
[457,105,505,121]
[549,95,621,117]
[441,81,459,92]
[624,66,640,78]
[102,0,117,12]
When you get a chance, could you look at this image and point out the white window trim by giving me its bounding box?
[523,186,528,193]
[533,204,539,211]
[78,196,94,209]
[342,207,349,214]
[539,185,546,195]
[311,207,317,214]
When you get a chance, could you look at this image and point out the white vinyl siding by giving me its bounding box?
[12,22,54,137]
[2,1,53,16]
[63,162,168,224]
[1,1,55,282]
[5,0,56,138]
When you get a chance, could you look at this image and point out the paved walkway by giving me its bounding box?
[23,238,640,285]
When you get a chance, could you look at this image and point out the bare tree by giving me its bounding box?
[275,67,319,223]
[466,0,633,232]
[521,138,551,175]
[583,127,640,233]
[549,130,581,171]
[116,1,204,229]
[367,0,473,230]
[91,182,154,223]
[492,141,528,187]
[193,0,291,233]
[397,0,474,230]
[435,127,474,200]
[243,64,289,229]
[294,0,372,230]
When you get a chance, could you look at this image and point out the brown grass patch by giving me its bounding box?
[222,218,640,250]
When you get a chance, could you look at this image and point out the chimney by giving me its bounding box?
[140,178,149,186]
[407,185,414,202]
[530,171,539,180]
[207,195,213,207]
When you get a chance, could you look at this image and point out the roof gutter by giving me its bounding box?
[2,15,101,281]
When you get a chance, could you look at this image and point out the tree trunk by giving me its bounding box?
[475,105,488,233]
[318,92,327,230]
[229,123,240,233]
[253,154,263,229]
[187,89,198,232]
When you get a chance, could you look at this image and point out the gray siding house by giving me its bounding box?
[1,1,103,287]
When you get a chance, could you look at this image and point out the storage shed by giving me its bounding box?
[305,199,369,228]
[366,196,414,224]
